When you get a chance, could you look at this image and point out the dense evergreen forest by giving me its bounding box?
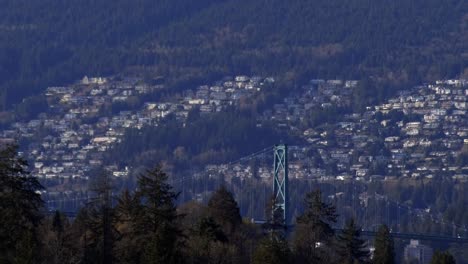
[0,0,467,109]
[1,145,464,263]
[106,110,299,170]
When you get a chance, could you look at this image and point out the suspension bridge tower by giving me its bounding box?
[273,144,289,225]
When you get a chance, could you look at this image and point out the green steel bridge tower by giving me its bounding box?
[273,144,288,225]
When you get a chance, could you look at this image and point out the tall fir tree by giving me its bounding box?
[39,210,78,263]
[373,225,395,264]
[0,144,44,263]
[336,219,370,264]
[134,166,184,264]
[48,211,67,263]
[293,190,337,263]
[114,189,140,263]
[82,170,119,264]
[207,185,242,235]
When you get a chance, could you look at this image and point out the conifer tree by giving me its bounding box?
[40,210,77,263]
[293,189,337,263]
[193,216,227,243]
[134,166,184,264]
[114,189,140,263]
[0,144,44,263]
[49,211,67,263]
[208,185,242,235]
[373,225,395,264]
[252,237,291,264]
[336,219,370,264]
[52,210,64,235]
[187,216,229,263]
[83,171,118,264]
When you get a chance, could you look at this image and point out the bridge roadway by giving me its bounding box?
[48,211,468,243]
[258,222,468,244]
[338,229,468,244]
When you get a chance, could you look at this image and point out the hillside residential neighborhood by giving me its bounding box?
[202,79,468,183]
[1,75,271,181]
[0,76,467,201]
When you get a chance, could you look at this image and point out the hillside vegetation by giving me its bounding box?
[0,0,466,108]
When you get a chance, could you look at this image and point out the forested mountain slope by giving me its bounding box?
[0,0,466,108]
[0,0,222,106]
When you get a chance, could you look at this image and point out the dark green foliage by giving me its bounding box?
[305,106,349,128]
[293,190,337,263]
[52,210,64,235]
[252,237,291,264]
[186,216,231,263]
[336,219,370,264]
[40,211,78,263]
[373,225,395,264]
[255,198,292,263]
[114,189,140,263]
[0,0,222,107]
[151,0,467,90]
[82,172,119,264]
[0,144,44,263]
[6,162,468,263]
[62,167,185,263]
[193,217,228,243]
[184,190,262,264]
[141,222,182,264]
[14,95,49,120]
[49,211,66,261]
[208,185,242,235]
[134,166,185,264]
[0,0,466,109]
[430,251,456,264]
[108,111,295,170]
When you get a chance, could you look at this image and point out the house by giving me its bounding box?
[235,76,249,82]
[200,105,214,114]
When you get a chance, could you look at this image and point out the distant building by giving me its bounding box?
[404,240,433,264]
